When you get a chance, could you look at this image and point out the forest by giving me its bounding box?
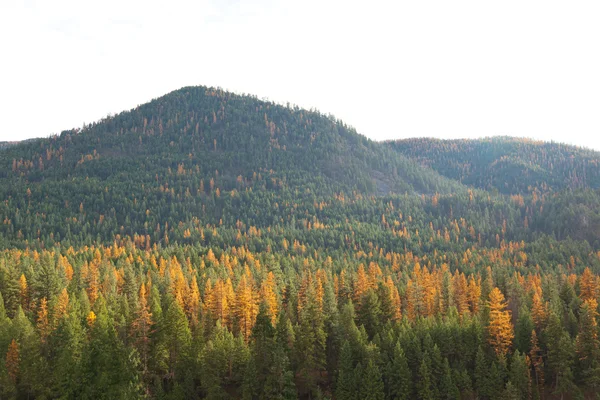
[2,86,600,399]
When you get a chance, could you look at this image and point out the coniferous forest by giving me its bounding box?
[2,86,600,399]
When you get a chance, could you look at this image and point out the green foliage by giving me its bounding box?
[2,85,600,399]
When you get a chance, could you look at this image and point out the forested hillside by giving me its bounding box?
[388,137,600,195]
[0,87,463,249]
[1,87,600,399]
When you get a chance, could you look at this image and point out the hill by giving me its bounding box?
[2,87,600,399]
[0,86,465,248]
[387,136,600,195]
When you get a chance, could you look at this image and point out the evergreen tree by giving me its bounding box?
[163,295,192,382]
[294,284,327,398]
[336,341,356,400]
[575,299,600,388]
[439,358,460,400]
[359,358,385,400]
[79,299,142,399]
[387,341,412,400]
[417,356,434,400]
[514,307,534,354]
[508,350,530,400]
[475,346,492,399]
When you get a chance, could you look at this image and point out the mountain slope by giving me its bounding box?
[387,136,600,195]
[0,86,465,247]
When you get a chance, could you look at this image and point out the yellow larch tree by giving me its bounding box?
[487,287,514,358]
[185,276,201,328]
[235,275,258,342]
[260,271,279,324]
[531,291,547,329]
[37,298,50,344]
[53,288,70,327]
[467,275,481,314]
[87,311,97,327]
[19,274,28,311]
[385,276,402,321]
[580,267,598,302]
[453,272,469,316]
[6,339,20,384]
[353,264,369,305]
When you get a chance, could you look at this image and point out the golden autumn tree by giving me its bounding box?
[260,271,279,324]
[385,276,402,321]
[86,261,100,306]
[207,278,234,328]
[37,298,50,344]
[235,274,258,342]
[404,279,417,321]
[531,291,547,329]
[185,276,201,328]
[487,287,514,358]
[18,274,28,311]
[580,267,598,302]
[353,264,369,305]
[453,272,469,316]
[467,274,481,314]
[6,339,20,384]
[86,311,97,327]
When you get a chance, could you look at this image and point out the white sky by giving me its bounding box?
[1,0,599,149]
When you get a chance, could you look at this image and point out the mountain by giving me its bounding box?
[3,86,600,399]
[2,87,461,195]
[0,86,465,248]
[387,136,600,195]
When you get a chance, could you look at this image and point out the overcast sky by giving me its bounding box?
[1,0,599,149]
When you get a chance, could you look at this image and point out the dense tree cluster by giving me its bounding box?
[1,243,600,399]
[1,86,600,398]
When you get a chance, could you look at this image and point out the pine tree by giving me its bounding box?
[357,289,382,340]
[49,301,86,398]
[545,312,578,399]
[529,330,544,396]
[243,302,277,398]
[514,307,534,354]
[79,300,142,399]
[417,356,434,400]
[131,283,153,375]
[336,341,356,400]
[575,299,600,388]
[294,284,327,398]
[163,295,192,381]
[439,358,460,400]
[509,350,530,400]
[475,346,493,399]
[388,341,412,400]
[359,358,384,400]
[264,344,297,400]
[202,322,249,398]
[53,287,70,327]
